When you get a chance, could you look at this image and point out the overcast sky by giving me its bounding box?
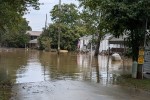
[24,0,79,31]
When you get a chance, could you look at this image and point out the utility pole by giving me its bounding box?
[58,0,61,54]
[137,19,148,79]
[45,13,47,29]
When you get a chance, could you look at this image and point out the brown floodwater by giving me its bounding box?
[0,48,132,85]
[2,48,149,100]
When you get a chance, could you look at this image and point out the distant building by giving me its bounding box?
[108,35,127,55]
[99,34,112,54]
[26,31,42,48]
[78,34,127,54]
[99,34,127,55]
[78,35,97,53]
[78,35,92,52]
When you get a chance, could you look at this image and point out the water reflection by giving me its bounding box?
[39,52,80,80]
[77,54,132,85]
[0,49,28,83]
[0,49,132,85]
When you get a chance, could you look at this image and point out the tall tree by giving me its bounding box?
[50,3,79,27]
[1,18,31,47]
[78,0,150,60]
[0,0,39,31]
[0,0,39,47]
[79,3,108,56]
[43,3,84,51]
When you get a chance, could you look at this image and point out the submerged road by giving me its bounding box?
[11,80,150,100]
[0,49,149,100]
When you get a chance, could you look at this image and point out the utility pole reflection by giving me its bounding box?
[95,57,100,83]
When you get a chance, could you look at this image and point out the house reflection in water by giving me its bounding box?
[77,54,132,85]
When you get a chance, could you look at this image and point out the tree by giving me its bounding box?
[42,23,83,51]
[38,35,51,51]
[78,2,109,56]
[0,0,39,31]
[78,0,150,59]
[44,3,85,51]
[50,3,79,27]
[1,18,31,48]
[0,0,39,47]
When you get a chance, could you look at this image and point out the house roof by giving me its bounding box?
[26,31,42,36]
[109,35,127,44]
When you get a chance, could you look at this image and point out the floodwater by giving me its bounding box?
[0,49,150,100]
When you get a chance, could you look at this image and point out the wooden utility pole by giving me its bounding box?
[58,0,61,54]
[45,14,47,29]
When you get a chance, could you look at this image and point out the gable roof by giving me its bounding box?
[109,35,128,44]
[26,31,42,36]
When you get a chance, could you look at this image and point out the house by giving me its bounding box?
[99,34,112,54]
[78,35,96,53]
[26,31,42,48]
[108,35,127,55]
[99,34,127,55]
[78,34,127,54]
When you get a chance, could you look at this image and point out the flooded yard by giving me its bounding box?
[0,49,131,84]
[0,49,150,100]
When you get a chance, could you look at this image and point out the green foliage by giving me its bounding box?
[1,32,29,48]
[46,3,89,51]
[0,0,39,31]
[0,0,39,48]
[0,18,30,48]
[43,23,82,51]
[48,3,105,51]
[51,3,79,27]
[79,9,99,34]
[78,0,150,60]
[38,35,51,51]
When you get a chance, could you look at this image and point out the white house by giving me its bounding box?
[99,34,127,55]
[78,35,93,52]
[78,34,127,54]
[99,34,112,53]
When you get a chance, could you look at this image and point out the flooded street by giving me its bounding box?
[0,49,150,100]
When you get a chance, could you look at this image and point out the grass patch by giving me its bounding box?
[116,74,150,92]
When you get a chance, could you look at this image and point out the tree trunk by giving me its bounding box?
[94,34,101,57]
[131,30,139,61]
[131,30,144,79]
